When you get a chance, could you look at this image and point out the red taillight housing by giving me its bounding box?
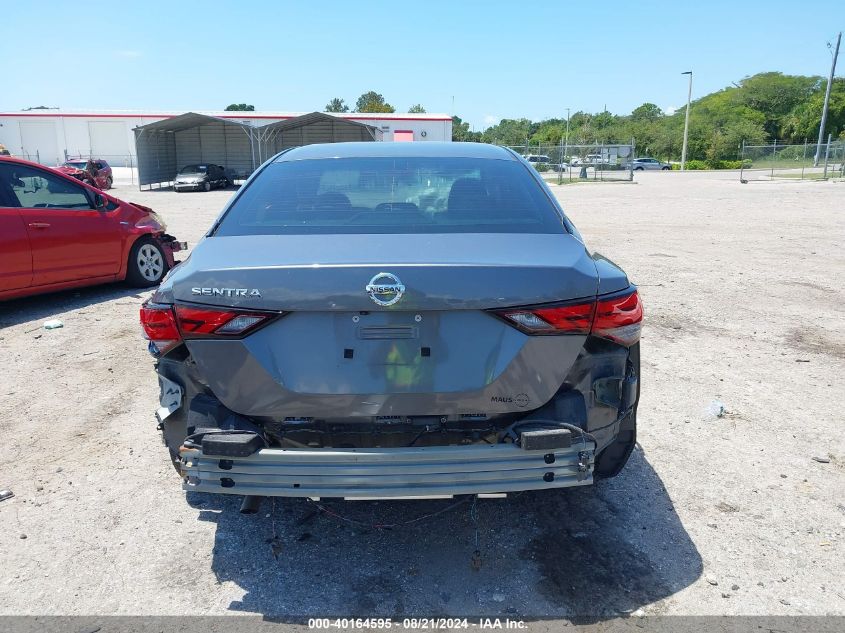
[592,290,643,346]
[140,302,180,355]
[140,301,280,356]
[495,289,642,346]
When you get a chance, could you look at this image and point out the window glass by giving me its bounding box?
[0,164,92,209]
[180,165,208,174]
[215,157,566,236]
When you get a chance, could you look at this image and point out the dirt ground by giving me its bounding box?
[0,171,843,620]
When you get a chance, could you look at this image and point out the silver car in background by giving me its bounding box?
[631,157,671,170]
[141,142,642,506]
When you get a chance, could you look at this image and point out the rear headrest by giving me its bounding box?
[447,178,485,212]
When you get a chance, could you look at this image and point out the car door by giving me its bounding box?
[4,163,123,286]
[0,166,33,292]
[210,165,223,186]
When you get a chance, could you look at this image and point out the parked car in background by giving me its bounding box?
[174,164,229,192]
[523,154,551,166]
[141,142,642,506]
[56,158,113,189]
[631,157,671,171]
[0,156,186,300]
[0,144,10,156]
[584,154,610,165]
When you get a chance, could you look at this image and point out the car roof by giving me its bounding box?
[274,142,517,162]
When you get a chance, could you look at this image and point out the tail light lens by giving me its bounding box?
[140,301,280,356]
[140,302,180,355]
[592,290,643,346]
[501,303,594,335]
[494,289,642,346]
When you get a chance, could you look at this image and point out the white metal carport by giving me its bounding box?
[134,113,257,189]
[255,112,381,161]
[133,112,380,190]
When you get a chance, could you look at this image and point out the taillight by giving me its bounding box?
[174,305,272,338]
[500,302,594,335]
[494,289,642,346]
[140,302,180,356]
[592,290,643,346]
[140,301,280,356]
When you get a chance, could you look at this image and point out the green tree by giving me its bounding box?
[631,103,663,121]
[408,104,426,113]
[224,103,255,111]
[481,118,533,145]
[782,78,845,141]
[451,115,481,142]
[355,91,395,113]
[735,72,821,138]
[325,98,349,113]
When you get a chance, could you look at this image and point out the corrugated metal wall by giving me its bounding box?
[135,130,177,187]
[175,123,255,179]
[265,120,374,154]
[136,122,255,187]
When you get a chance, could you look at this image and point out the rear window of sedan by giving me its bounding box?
[214,157,566,235]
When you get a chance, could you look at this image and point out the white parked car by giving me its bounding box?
[631,157,671,171]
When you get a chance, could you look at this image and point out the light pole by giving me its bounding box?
[558,108,571,184]
[681,71,693,171]
[565,108,571,146]
[814,32,841,166]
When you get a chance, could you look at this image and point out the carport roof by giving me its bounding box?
[256,111,378,136]
[133,112,252,133]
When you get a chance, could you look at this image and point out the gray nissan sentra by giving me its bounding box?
[140,142,642,507]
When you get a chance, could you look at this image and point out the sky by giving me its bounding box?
[2,1,841,130]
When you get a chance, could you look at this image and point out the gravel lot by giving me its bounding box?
[0,171,843,620]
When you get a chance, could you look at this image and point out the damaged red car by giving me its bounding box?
[56,158,113,190]
[0,156,186,301]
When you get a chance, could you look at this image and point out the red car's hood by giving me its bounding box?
[129,201,154,213]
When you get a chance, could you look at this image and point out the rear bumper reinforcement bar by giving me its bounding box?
[180,442,595,499]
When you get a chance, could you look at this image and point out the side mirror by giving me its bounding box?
[94,193,106,209]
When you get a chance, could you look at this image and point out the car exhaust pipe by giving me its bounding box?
[240,495,264,515]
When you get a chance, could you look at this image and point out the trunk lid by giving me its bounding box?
[168,233,599,311]
[164,233,608,418]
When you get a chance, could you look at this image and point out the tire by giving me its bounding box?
[662,166,670,171]
[106,176,113,188]
[126,237,169,287]
[634,167,644,171]
[203,181,211,192]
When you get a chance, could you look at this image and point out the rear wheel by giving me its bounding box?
[661,166,670,171]
[126,237,169,287]
[106,175,113,188]
[203,181,211,192]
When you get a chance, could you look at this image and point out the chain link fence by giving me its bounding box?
[504,143,635,182]
[740,139,845,182]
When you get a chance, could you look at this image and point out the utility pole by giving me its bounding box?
[814,32,841,166]
[564,107,571,159]
[681,71,693,171]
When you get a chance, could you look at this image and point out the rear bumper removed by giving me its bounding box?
[179,441,595,500]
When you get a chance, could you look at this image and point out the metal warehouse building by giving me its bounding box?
[0,109,453,169]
